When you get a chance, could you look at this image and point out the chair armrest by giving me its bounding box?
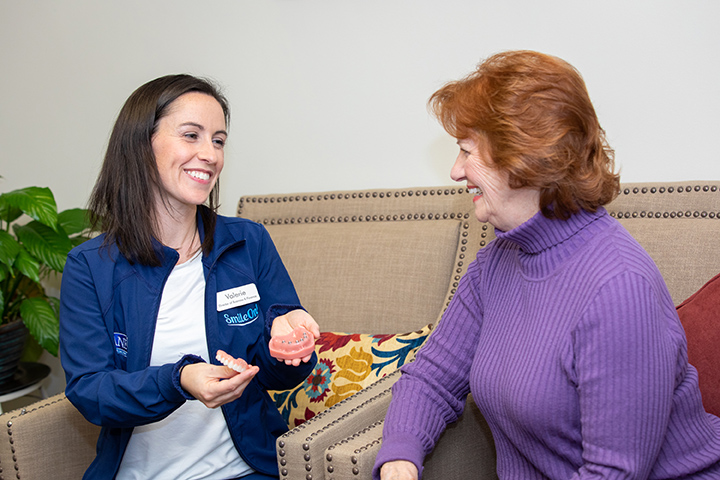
[323,418,384,479]
[277,369,400,479]
[0,393,99,480]
[322,394,498,480]
[277,367,498,480]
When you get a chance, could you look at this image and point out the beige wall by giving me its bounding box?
[1,0,719,397]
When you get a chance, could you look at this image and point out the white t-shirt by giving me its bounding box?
[117,250,253,479]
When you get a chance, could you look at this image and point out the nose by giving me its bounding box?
[450,153,466,182]
[198,139,219,164]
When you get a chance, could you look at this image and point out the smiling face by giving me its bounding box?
[451,135,540,232]
[151,92,227,217]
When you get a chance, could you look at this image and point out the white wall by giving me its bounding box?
[2,0,719,218]
[1,0,719,395]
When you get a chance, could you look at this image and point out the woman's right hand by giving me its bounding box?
[180,362,259,409]
[380,460,418,480]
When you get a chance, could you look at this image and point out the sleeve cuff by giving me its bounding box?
[372,432,426,480]
[171,354,206,401]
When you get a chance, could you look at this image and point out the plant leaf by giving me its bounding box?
[0,201,22,224]
[0,262,8,283]
[20,297,59,356]
[58,208,91,236]
[14,247,41,283]
[0,187,58,230]
[14,221,72,273]
[20,334,44,362]
[0,230,21,268]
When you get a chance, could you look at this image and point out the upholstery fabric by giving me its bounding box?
[270,325,433,428]
[1,394,100,479]
[676,272,720,417]
[265,221,460,333]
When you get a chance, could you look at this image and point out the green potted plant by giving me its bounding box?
[0,180,91,384]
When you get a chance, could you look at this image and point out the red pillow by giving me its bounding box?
[676,272,720,417]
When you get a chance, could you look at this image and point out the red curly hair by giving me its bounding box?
[429,50,620,219]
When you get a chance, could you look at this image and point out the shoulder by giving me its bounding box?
[215,214,271,244]
[576,213,676,315]
[216,214,264,230]
[67,233,117,264]
[588,214,661,281]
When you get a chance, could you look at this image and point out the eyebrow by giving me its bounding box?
[180,122,228,137]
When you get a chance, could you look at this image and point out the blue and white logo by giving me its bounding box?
[224,304,259,327]
[114,332,128,357]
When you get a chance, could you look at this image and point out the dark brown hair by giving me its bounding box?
[429,50,619,219]
[89,74,230,265]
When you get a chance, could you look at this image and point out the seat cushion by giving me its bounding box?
[676,272,720,417]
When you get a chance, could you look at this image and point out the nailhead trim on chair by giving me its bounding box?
[3,395,70,480]
[619,184,718,195]
[324,420,384,479]
[240,212,473,225]
[236,187,469,218]
[608,183,720,220]
[276,372,400,479]
[612,211,719,219]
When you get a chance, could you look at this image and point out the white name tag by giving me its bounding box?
[217,283,260,312]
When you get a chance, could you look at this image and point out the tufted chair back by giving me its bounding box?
[237,187,496,334]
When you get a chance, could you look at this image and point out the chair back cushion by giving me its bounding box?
[238,188,495,334]
[607,182,720,305]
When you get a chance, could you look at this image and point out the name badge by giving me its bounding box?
[217,283,260,312]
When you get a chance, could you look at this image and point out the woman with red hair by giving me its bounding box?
[374,51,720,479]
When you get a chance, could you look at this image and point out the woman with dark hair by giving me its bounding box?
[60,74,319,479]
[374,51,720,479]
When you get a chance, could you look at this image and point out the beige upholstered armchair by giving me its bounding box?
[237,186,501,480]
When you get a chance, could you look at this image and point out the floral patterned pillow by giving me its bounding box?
[269,324,434,428]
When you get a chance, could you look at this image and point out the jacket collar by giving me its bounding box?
[197,206,247,274]
[113,206,247,289]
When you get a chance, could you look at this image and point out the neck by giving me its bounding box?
[155,206,201,264]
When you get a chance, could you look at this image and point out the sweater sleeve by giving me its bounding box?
[571,271,677,479]
[373,258,486,480]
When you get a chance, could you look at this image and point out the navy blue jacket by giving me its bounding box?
[59,210,316,478]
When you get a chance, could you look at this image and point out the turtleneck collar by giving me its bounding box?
[494,207,612,278]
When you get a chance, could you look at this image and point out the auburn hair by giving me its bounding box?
[429,50,619,219]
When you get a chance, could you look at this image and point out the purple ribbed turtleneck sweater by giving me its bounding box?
[374,208,720,479]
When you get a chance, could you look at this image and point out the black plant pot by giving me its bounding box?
[0,320,29,385]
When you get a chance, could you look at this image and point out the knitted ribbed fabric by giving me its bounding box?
[374,208,720,479]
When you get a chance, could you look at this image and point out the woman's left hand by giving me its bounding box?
[270,309,320,366]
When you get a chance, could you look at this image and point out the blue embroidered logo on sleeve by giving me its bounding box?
[114,332,128,357]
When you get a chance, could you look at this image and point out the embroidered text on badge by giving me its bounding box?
[217,283,260,312]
